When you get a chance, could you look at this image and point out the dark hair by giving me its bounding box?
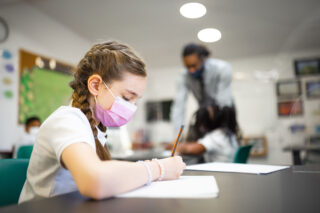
[191,102,239,141]
[69,41,146,161]
[25,116,41,126]
[182,43,210,59]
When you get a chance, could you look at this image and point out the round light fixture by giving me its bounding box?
[35,57,44,68]
[49,59,56,70]
[180,2,206,19]
[197,28,221,43]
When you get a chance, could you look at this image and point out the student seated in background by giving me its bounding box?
[13,116,41,157]
[19,41,185,203]
[179,102,240,162]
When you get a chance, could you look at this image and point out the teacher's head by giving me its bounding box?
[182,43,210,76]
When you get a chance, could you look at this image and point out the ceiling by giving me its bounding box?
[21,0,320,69]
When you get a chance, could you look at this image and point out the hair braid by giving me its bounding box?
[70,80,111,160]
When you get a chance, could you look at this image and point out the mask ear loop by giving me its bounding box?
[103,82,116,99]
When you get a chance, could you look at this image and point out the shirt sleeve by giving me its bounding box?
[214,62,233,107]
[170,72,189,130]
[41,108,95,165]
[198,131,223,153]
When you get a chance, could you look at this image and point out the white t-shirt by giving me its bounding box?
[198,129,238,162]
[19,106,107,204]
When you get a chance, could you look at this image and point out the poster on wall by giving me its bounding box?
[306,80,320,99]
[19,49,74,124]
[19,67,73,123]
[294,58,320,77]
[0,49,15,100]
[277,100,303,117]
[276,80,301,98]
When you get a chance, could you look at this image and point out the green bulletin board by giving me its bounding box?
[19,67,73,123]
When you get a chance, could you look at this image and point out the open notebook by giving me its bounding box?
[117,176,219,198]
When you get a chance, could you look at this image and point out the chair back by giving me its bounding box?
[233,144,253,163]
[17,145,33,159]
[0,159,29,207]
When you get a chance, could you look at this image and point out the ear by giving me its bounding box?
[88,74,103,96]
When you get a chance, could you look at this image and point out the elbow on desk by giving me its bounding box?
[76,168,116,200]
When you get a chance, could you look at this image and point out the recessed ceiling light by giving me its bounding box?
[180,2,206,19]
[197,28,221,43]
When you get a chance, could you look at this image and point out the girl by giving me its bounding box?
[180,103,240,163]
[19,41,186,203]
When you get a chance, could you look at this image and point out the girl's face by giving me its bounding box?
[89,72,146,111]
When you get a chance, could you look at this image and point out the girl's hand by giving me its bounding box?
[158,156,186,180]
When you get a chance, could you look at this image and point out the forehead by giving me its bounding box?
[112,72,146,97]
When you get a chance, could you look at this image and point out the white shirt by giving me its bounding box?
[198,129,238,163]
[19,106,107,204]
[13,129,38,158]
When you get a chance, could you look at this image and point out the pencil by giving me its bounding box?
[171,125,184,157]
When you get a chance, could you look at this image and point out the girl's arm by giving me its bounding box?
[180,142,206,155]
[61,142,185,200]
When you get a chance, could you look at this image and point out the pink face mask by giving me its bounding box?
[94,82,137,127]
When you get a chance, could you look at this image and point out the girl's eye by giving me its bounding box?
[123,96,130,101]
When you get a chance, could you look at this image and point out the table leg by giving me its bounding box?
[292,150,302,165]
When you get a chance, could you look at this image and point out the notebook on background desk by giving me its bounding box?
[186,162,290,174]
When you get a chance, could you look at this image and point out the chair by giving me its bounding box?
[17,145,33,159]
[233,144,253,163]
[0,159,29,207]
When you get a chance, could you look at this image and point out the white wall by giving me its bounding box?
[131,48,320,165]
[0,2,91,150]
[230,49,320,164]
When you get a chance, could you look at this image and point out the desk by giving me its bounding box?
[283,144,320,165]
[2,165,320,213]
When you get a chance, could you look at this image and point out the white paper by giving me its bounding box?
[186,162,289,174]
[117,176,219,198]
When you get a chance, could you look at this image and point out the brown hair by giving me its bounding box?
[69,41,146,160]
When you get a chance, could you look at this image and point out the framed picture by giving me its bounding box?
[243,136,268,157]
[278,100,303,117]
[276,80,301,98]
[294,58,320,77]
[306,80,320,99]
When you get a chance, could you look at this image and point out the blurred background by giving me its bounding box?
[0,0,320,165]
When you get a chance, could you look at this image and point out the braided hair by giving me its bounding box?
[69,41,146,160]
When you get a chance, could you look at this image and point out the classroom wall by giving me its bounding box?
[229,49,320,164]
[129,48,320,165]
[0,1,91,150]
